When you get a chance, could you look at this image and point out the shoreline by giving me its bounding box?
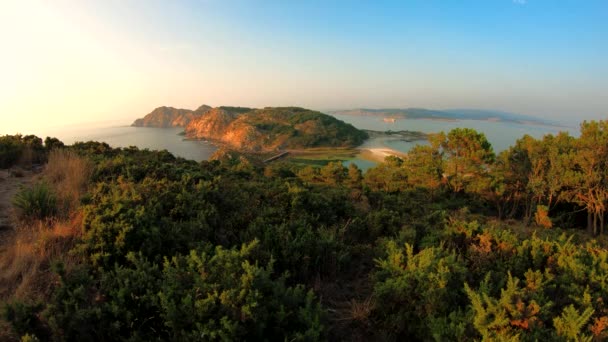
[354,131,427,163]
[358,147,408,162]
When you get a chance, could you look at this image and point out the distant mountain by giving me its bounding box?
[131,105,212,128]
[329,108,549,125]
[441,109,546,123]
[184,106,368,152]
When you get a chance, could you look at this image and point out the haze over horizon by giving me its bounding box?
[1,0,607,134]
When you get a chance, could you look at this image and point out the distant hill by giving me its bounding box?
[184,106,368,151]
[131,105,212,128]
[329,108,549,125]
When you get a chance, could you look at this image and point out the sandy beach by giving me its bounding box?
[358,147,408,162]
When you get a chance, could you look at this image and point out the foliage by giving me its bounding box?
[372,242,469,340]
[12,182,58,221]
[43,242,325,341]
[6,122,608,340]
[0,134,46,168]
[2,302,45,338]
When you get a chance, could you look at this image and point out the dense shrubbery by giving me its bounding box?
[371,220,608,340]
[37,241,324,341]
[0,135,43,168]
[4,120,608,341]
[0,134,67,169]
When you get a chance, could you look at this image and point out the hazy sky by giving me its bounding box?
[1,0,607,133]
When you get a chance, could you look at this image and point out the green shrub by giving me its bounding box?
[0,135,26,168]
[2,301,45,339]
[157,241,325,341]
[0,134,46,168]
[372,241,469,340]
[43,242,326,341]
[12,182,57,221]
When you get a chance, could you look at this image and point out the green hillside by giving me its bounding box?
[185,106,369,151]
[244,107,369,148]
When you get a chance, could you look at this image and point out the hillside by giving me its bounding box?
[184,106,368,151]
[3,121,608,340]
[330,107,549,124]
[131,105,212,127]
[4,120,608,340]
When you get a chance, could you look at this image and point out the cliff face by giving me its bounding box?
[184,107,368,151]
[184,108,239,140]
[131,105,211,127]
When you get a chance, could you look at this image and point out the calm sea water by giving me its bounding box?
[14,117,578,166]
[24,122,217,162]
[331,114,579,153]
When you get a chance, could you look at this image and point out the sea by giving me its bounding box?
[331,114,578,153]
[333,115,579,170]
[15,121,218,162]
[7,116,579,168]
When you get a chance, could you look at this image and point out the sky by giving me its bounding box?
[1,0,607,133]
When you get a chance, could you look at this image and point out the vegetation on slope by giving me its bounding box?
[131,105,212,128]
[185,106,369,151]
[1,120,608,341]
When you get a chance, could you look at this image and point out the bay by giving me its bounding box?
[331,114,579,153]
[19,122,217,162]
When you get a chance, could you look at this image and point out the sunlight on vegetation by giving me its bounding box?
[1,121,608,340]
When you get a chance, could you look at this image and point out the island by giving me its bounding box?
[132,105,428,165]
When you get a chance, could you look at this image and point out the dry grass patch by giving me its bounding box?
[44,149,92,216]
[333,297,376,324]
[0,217,82,342]
[0,150,92,339]
[1,149,91,301]
[0,214,83,302]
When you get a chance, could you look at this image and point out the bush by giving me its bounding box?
[42,241,326,341]
[12,182,57,221]
[43,137,64,151]
[2,302,45,339]
[0,135,45,168]
[372,242,469,340]
[0,135,26,169]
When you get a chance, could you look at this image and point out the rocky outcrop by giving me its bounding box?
[131,105,212,128]
[184,108,239,141]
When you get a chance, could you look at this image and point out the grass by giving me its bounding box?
[338,297,376,323]
[0,216,83,342]
[44,149,92,216]
[285,147,360,166]
[0,214,82,301]
[12,182,57,221]
[0,149,91,339]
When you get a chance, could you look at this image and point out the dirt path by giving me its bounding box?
[0,169,36,242]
